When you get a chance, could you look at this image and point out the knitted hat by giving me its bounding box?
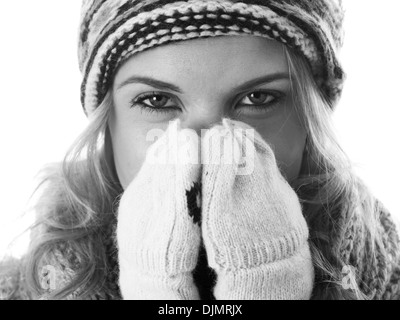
[78,0,346,116]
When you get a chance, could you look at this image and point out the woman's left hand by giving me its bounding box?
[201,118,315,300]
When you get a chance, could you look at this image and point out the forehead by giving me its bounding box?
[114,35,288,85]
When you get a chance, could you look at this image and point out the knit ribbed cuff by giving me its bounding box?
[209,224,309,272]
[119,263,200,300]
[213,243,314,300]
[119,246,199,276]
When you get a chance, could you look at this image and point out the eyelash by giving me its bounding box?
[130,90,284,115]
[130,92,179,115]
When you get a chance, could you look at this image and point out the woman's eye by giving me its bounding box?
[236,91,283,115]
[130,92,179,114]
[240,91,278,106]
[139,94,169,108]
[130,90,283,116]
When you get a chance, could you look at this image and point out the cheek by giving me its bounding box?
[111,128,146,190]
[109,116,162,189]
[271,131,306,182]
[251,110,307,182]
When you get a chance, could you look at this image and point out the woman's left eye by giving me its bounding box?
[235,90,283,116]
[240,91,276,105]
[238,90,282,107]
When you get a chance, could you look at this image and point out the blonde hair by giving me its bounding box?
[3,45,385,300]
[285,47,383,300]
[23,92,122,299]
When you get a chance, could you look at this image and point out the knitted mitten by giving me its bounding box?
[201,118,314,300]
[116,119,202,300]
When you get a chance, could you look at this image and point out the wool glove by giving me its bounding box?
[116,119,202,300]
[201,118,314,300]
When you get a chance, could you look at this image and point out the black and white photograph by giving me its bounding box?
[0,0,399,304]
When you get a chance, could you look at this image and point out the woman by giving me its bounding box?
[1,0,399,300]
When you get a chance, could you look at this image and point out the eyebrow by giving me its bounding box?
[116,72,290,93]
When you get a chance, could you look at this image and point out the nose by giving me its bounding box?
[180,106,228,136]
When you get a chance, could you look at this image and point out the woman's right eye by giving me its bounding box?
[130,92,181,115]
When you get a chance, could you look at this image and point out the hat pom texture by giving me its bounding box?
[78,0,345,116]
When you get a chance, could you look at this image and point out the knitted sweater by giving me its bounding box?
[1,187,400,300]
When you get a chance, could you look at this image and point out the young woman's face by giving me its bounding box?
[109,36,307,189]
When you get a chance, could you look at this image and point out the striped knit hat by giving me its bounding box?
[78,0,346,116]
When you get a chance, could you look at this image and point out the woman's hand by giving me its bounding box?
[116,119,202,300]
[201,118,314,300]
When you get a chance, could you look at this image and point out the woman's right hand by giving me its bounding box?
[116,119,202,300]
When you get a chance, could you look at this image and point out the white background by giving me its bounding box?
[0,1,399,259]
